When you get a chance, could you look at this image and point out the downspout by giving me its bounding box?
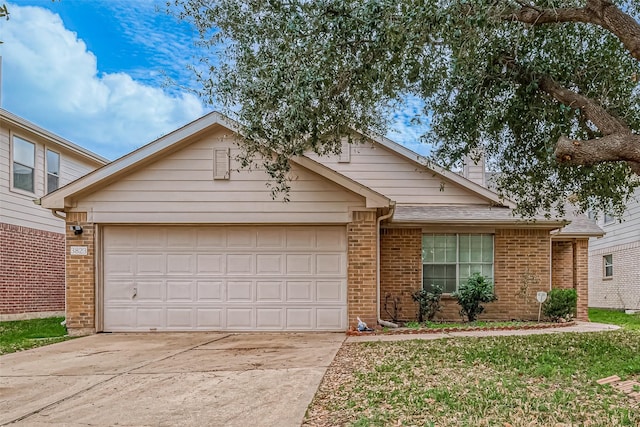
[50,209,66,220]
[377,202,398,328]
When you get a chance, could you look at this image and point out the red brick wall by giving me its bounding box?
[65,212,96,335]
[574,239,589,321]
[379,228,422,322]
[0,223,65,317]
[347,211,378,328]
[378,228,553,322]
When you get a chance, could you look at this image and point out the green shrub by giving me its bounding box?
[412,285,443,322]
[452,273,497,322]
[542,288,577,321]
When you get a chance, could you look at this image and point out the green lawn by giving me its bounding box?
[0,317,70,355]
[304,308,640,426]
[589,307,640,330]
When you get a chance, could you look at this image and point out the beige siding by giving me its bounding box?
[589,189,640,251]
[0,123,101,233]
[73,129,367,223]
[307,142,490,205]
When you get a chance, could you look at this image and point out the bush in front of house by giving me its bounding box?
[542,288,577,322]
[452,273,497,322]
[412,285,443,322]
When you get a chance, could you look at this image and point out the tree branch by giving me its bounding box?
[555,134,640,174]
[507,0,640,61]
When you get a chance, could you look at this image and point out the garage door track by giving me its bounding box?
[0,332,345,426]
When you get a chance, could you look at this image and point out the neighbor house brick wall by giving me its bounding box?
[65,212,96,335]
[588,242,640,310]
[347,210,377,328]
[0,223,65,319]
[379,228,422,322]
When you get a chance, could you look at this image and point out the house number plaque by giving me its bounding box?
[70,246,88,256]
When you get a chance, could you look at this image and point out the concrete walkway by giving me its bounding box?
[346,321,621,342]
[0,332,345,427]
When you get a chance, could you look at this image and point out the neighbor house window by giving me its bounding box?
[12,136,35,193]
[422,234,494,293]
[603,213,615,225]
[46,149,60,193]
[603,254,613,278]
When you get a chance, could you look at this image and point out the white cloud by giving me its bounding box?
[385,94,432,155]
[1,4,205,159]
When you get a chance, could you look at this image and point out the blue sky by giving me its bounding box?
[2,1,430,160]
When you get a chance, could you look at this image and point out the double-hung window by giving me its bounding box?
[46,149,60,193]
[422,233,494,293]
[603,254,613,278]
[13,136,35,193]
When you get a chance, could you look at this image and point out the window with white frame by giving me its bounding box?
[422,233,494,293]
[12,136,35,193]
[46,149,60,193]
[603,254,613,278]
[603,213,615,225]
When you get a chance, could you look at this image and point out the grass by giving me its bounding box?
[589,308,640,330]
[0,317,70,355]
[304,308,640,426]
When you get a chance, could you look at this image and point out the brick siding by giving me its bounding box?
[65,212,96,335]
[0,223,65,318]
[347,211,378,328]
[589,242,640,310]
[379,228,422,322]
[379,227,558,322]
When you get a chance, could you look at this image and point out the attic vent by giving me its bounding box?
[214,148,230,180]
[338,139,351,163]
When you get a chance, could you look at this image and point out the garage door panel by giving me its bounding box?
[286,254,313,274]
[167,254,194,275]
[286,229,314,248]
[256,229,284,248]
[135,281,164,302]
[227,308,253,329]
[256,281,283,302]
[137,308,163,328]
[196,308,222,328]
[227,229,254,248]
[166,281,194,301]
[287,281,313,301]
[166,308,193,329]
[197,281,223,301]
[196,228,226,248]
[256,308,284,329]
[317,308,345,329]
[316,281,345,301]
[256,254,283,274]
[136,254,164,275]
[196,254,224,274]
[227,281,252,301]
[105,254,135,275]
[103,226,347,332]
[135,229,165,248]
[227,254,253,274]
[316,227,346,249]
[286,308,313,329]
[316,254,345,275]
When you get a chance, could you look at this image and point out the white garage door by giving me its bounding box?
[102,226,347,331]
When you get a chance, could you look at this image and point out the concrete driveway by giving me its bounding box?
[0,332,345,426]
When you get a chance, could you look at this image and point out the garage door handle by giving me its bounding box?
[132,288,137,299]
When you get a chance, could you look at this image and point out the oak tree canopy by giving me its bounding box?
[173,0,640,217]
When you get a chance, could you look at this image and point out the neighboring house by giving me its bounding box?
[40,112,599,335]
[588,188,640,311]
[0,109,108,320]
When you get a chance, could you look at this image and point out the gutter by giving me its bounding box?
[377,202,398,328]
